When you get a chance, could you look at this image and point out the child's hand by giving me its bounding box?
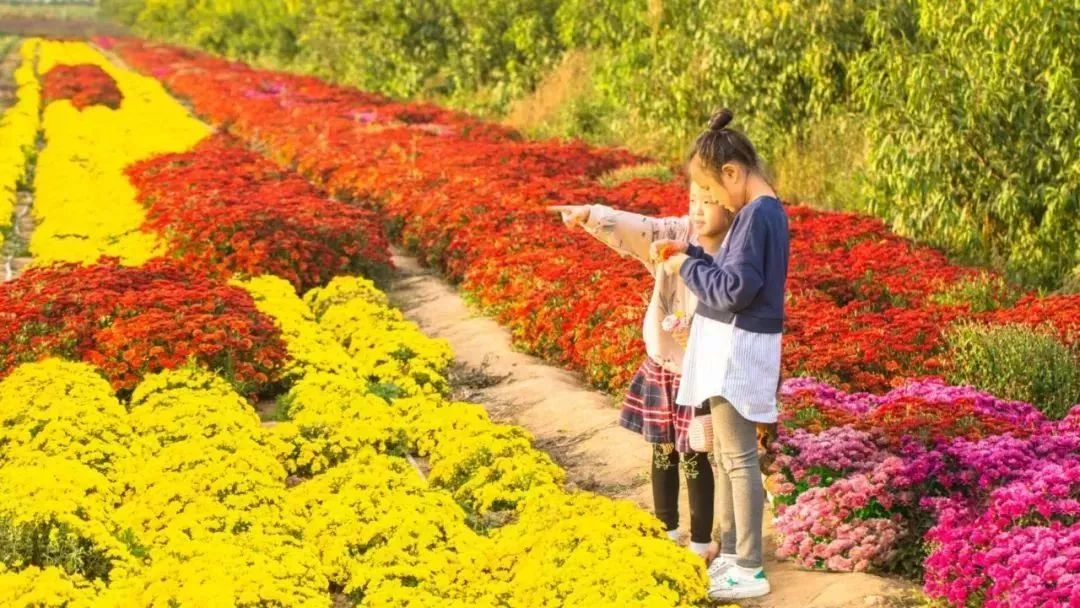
[649,239,687,263]
[546,205,590,228]
[662,253,689,275]
[705,541,721,563]
[669,324,690,348]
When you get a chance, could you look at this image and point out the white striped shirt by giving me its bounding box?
[675,314,781,423]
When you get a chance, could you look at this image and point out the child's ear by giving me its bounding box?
[721,162,740,184]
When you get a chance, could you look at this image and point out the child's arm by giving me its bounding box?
[677,211,767,313]
[551,204,688,267]
[683,244,713,261]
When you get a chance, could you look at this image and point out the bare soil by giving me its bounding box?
[0,14,126,38]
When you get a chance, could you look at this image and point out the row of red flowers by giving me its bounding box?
[0,66,394,394]
[42,64,122,110]
[0,260,287,394]
[106,37,1079,395]
[127,132,392,292]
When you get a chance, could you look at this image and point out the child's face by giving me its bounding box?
[689,181,733,238]
[689,154,746,213]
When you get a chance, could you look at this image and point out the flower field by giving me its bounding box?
[102,36,1080,606]
[106,37,1079,395]
[0,31,1078,607]
[0,39,708,607]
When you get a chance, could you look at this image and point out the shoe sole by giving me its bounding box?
[708,582,771,600]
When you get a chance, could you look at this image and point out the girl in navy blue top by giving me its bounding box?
[651,108,789,601]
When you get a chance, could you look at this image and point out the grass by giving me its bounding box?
[597,162,676,187]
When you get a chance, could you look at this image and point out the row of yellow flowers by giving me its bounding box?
[0,359,329,606]
[0,274,707,606]
[29,40,207,266]
[243,274,709,605]
[0,39,40,250]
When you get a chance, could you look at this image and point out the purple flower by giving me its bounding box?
[776,375,1080,603]
[923,456,1080,607]
[775,458,913,572]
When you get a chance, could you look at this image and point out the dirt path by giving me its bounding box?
[388,250,919,608]
[0,37,34,281]
[0,14,126,38]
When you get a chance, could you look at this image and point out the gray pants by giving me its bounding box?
[709,396,764,568]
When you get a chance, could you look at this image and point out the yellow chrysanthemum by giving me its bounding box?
[272,371,408,476]
[490,487,709,607]
[97,535,329,608]
[0,358,132,477]
[116,367,295,546]
[0,457,135,582]
[30,40,208,266]
[286,450,498,606]
[0,565,102,607]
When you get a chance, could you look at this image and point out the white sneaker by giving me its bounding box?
[666,529,681,542]
[708,565,770,600]
[707,553,737,577]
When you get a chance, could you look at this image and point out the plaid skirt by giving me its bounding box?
[619,358,705,453]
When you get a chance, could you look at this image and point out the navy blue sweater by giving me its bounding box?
[679,195,789,333]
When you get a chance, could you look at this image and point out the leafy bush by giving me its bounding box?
[105,0,566,111]
[944,322,1080,419]
[594,0,915,160]
[290,0,457,100]
[929,271,1026,312]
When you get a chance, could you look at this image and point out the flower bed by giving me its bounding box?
[769,377,1080,603]
[126,133,391,292]
[108,37,1080,395]
[96,36,1080,605]
[31,40,207,266]
[0,42,715,605]
[0,260,288,394]
[0,273,711,606]
[41,63,122,110]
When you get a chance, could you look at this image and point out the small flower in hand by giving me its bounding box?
[660,311,685,332]
[662,253,688,275]
[662,312,691,347]
[650,239,687,263]
[669,324,690,348]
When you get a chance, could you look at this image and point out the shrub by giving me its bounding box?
[929,271,1027,312]
[944,322,1080,419]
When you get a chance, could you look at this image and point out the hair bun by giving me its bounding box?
[708,108,734,131]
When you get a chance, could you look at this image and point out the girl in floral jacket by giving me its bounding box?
[548,182,732,559]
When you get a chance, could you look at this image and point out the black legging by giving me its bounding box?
[652,443,715,544]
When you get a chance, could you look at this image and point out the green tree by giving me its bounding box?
[853,0,1080,288]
